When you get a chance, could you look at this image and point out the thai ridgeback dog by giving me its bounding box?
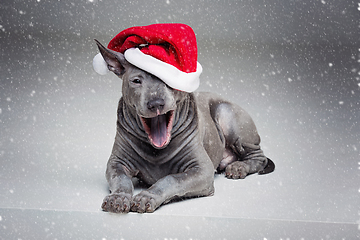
[95,40,275,213]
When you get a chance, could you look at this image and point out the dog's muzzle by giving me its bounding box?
[140,110,174,149]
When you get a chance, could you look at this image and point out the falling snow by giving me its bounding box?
[0,0,359,239]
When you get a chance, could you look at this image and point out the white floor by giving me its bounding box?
[1,2,359,239]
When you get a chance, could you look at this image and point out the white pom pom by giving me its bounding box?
[93,53,109,75]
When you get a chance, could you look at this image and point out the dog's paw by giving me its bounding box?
[225,161,250,179]
[101,192,132,213]
[131,191,162,213]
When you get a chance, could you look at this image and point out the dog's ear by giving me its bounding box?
[94,39,128,77]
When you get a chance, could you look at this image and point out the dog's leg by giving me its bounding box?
[225,142,268,179]
[101,156,135,213]
[131,153,215,213]
[214,102,269,179]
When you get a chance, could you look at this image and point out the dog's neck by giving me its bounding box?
[169,93,196,135]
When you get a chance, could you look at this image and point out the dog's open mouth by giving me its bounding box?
[140,110,174,149]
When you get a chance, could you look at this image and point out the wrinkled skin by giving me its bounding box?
[95,40,274,213]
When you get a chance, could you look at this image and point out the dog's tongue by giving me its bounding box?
[150,114,168,148]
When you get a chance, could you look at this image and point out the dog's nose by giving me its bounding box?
[147,98,165,112]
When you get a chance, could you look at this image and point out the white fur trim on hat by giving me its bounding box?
[124,48,202,93]
[93,53,109,75]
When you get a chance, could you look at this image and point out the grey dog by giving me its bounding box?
[95,40,275,213]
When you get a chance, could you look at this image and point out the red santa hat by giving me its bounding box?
[93,23,202,92]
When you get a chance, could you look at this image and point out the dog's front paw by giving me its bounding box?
[131,191,162,213]
[101,192,132,213]
[225,161,250,179]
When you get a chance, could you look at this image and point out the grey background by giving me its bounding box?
[1,0,359,239]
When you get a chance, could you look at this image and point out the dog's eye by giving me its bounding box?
[131,78,142,85]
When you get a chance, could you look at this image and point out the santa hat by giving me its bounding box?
[93,23,202,92]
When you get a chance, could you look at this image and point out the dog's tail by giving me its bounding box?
[258,158,275,175]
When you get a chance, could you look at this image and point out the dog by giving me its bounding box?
[95,40,275,213]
